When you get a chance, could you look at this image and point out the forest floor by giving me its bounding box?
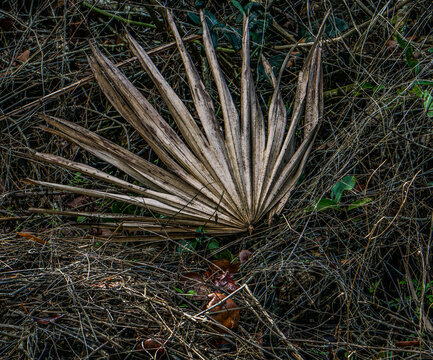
[1,1,433,359]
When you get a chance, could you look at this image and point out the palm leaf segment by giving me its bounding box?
[27,10,325,236]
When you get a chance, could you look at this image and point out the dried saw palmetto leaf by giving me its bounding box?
[26,10,327,237]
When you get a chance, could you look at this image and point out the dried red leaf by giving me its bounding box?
[354,183,366,193]
[67,195,89,208]
[34,314,64,325]
[255,331,263,346]
[205,260,239,280]
[21,303,29,314]
[214,272,239,293]
[17,50,30,63]
[239,250,252,264]
[180,272,203,282]
[91,281,123,289]
[92,227,112,236]
[387,40,398,50]
[137,338,165,358]
[67,21,89,40]
[340,258,354,266]
[207,293,240,331]
[179,272,209,298]
[394,340,421,348]
[17,232,48,245]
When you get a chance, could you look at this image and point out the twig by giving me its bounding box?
[244,285,305,360]
[82,1,156,28]
[272,0,416,50]
[0,34,201,121]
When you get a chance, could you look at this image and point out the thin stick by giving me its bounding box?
[82,1,156,28]
[0,34,201,121]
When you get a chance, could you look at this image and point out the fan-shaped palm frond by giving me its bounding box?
[26,10,326,237]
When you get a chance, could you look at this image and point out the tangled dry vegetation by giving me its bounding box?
[1,1,433,359]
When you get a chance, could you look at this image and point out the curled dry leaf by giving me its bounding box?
[214,272,239,293]
[394,340,422,348]
[180,272,203,282]
[205,260,239,280]
[67,195,90,209]
[207,293,240,330]
[34,314,65,325]
[17,49,30,63]
[239,249,253,264]
[91,227,112,236]
[179,272,209,298]
[17,232,48,245]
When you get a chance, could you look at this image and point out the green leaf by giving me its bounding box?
[301,16,348,41]
[194,0,205,9]
[348,198,372,211]
[395,34,420,74]
[206,10,219,27]
[195,225,205,233]
[70,171,88,184]
[306,198,340,212]
[214,249,234,261]
[316,198,340,211]
[188,11,219,48]
[411,84,423,97]
[174,287,184,294]
[187,12,201,26]
[331,175,356,203]
[207,239,233,260]
[77,216,86,223]
[208,239,220,252]
[231,0,244,14]
[220,25,242,50]
[244,2,265,15]
[423,90,433,117]
[248,13,271,34]
[414,80,433,86]
[177,239,198,254]
[395,33,407,48]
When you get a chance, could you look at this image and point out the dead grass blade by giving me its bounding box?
[89,44,237,211]
[165,11,245,217]
[40,116,210,202]
[257,12,329,217]
[240,16,253,220]
[30,152,239,225]
[200,10,247,220]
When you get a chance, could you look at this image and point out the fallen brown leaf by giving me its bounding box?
[17,232,48,245]
[34,314,65,325]
[214,272,239,293]
[179,272,209,298]
[205,260,239,280]
[394,340,421,348]
[207,293,240,331]
[17,49,30,63]
[137,338,165,358]
[239,249,252,263]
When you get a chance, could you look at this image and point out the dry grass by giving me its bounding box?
[1,1,433,359]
